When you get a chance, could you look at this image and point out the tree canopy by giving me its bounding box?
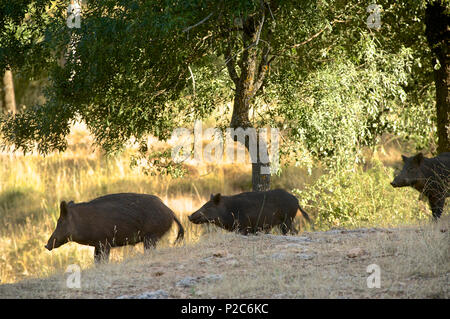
[0,0,447,186]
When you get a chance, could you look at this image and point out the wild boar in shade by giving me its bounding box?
[391,152,450,220]
[188,189,311,234]
[45,193,184,262]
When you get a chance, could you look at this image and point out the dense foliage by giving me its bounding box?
[0,0,443,169]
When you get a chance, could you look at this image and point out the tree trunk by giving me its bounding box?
[227,13,271,192]
[2,68,16,114]
[0,74,3,112]
[251,137,271,192]
[425,0,450,153]
[434,58,450,153]
[230,80,271,192]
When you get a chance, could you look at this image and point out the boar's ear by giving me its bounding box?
[212,193,221,204]
[210,193,214,201]
[401,155,408,162]
[60,201,68,218]
[414,153,424,165]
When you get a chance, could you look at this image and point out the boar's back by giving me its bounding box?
[224,189,299,225]
[69,193,175,246]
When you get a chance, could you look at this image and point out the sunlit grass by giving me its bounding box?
[0,125,441,284]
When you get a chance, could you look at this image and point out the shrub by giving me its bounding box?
[294,160,432,230]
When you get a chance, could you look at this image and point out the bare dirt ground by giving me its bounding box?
[0,217,448,299]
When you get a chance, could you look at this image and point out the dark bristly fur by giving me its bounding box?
[188,189,312,235]
[45,193,184,263]
[391,152,450,220]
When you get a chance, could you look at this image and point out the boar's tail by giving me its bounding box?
[298,205,314,228]
[173,215,185,244]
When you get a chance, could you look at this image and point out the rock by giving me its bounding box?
[323,229,342,235]
[117,289,168,299]
[296,253,315,260]
[200,256,213,264]
[271,252,287,260]
[278,243,309,251]
[283,243,308,248]
[264,234,312,243]
[137,290,169,299]
[212,250,228,258]
[226,259,239,266]
[176,276,199,288]
[176,274,224,288]
[346,248,367,258]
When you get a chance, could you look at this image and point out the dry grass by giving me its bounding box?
[0,122,316,284]
[0,217,447,299]
[0,124,447,298]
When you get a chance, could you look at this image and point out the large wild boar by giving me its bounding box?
[391,152,450,220]
[45,193,184,262]
[188,189,311,234]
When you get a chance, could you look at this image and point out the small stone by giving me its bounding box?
[280,243,309,251]
[346,248,367,258]
[176,276,199,288]
[265,234,312,243]
[213,250,228,258]
[324,230,342,235]
[137,290,169,299]
[226,259,239,266]
[271,252,287,260]
[297,253,315,260]
[117,289,168,299]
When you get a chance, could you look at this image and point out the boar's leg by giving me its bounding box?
[143,235,158,250]
[280,222,289,235]
[94,244,110,263]
[280,214,298,235]
[238,227,250,235]
[262,224,272,234]
[280,222,298,235]
[429,196,445,220]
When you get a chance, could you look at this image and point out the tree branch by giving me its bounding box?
[253,40,271,95]
[182,12,214,33]
[225,45,239,86]
[187,65,196,97]
[268,18,347,65]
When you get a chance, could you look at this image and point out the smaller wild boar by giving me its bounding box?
[188,189,311,235]
[391,152,450,220]
[45,193,184,262]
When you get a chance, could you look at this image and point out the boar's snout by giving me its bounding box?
[188,211,207,224]
[391,175,409,188]
[45,237,56,251]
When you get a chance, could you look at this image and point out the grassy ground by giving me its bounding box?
[0,218,448,298]
[0,123,447,297]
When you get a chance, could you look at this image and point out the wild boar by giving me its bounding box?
[391,152,450,220]
[188,188,311,235]
[45,193,184,262]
